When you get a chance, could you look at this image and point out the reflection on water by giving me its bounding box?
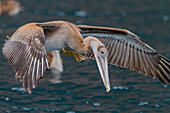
[11,87,25,92]
[48,73,62,84]
[0,0,170,113]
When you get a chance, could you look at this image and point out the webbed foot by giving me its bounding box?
[61,49,88,62]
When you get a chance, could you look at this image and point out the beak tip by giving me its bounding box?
[106,87,110,92]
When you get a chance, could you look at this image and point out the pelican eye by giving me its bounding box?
[101,51,104,54]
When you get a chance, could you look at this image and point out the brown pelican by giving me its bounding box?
[0,0,23,16]
[2,21,170,93]
[2,21,110,93]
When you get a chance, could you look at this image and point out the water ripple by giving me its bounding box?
[66,111,76,113]
[154,104,160,108]
[112,86,129,90]
[5,97,10,101]
[74,11,88,17]
[11,87,25,92]
[93,103,100,107]
[162,15,169,21]
[138,101,149,106]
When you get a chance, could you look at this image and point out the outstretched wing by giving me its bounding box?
[78,25,170,84]
[2,23,49,93]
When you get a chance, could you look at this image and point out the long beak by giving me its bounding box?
[92,48,110,92]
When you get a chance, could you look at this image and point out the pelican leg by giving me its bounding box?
[61,49,88,62]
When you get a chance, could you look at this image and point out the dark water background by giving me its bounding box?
[0,0,170,112]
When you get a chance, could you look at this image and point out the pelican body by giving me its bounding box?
[2,20,170,94]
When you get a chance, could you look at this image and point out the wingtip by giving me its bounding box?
[24,88,27,92]
[6,36,11,38]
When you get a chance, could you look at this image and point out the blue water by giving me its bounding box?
[0,0,170,112]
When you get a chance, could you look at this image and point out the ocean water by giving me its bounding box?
[0,0,169,113]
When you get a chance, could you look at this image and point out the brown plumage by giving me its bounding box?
[2,21,110,93]
[2,23,48,93]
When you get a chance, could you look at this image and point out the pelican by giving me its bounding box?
[2,21,170,94]
[0,0,23,16]
[2,21,110,93]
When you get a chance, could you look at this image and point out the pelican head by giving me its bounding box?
[84,36,110,92]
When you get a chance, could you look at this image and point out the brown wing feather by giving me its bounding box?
[2,23,49,93]
[78,25,170,84]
